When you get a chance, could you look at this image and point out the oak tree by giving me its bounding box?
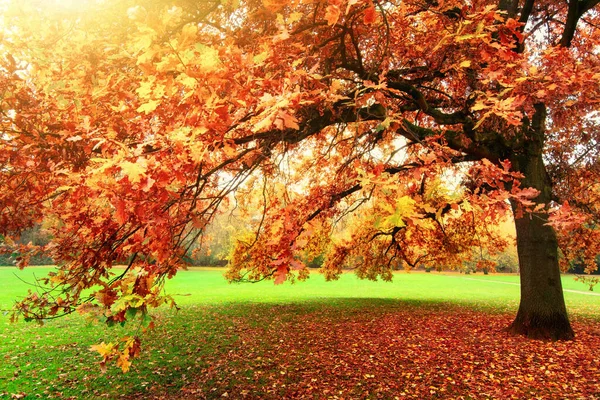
[1,0,599,368]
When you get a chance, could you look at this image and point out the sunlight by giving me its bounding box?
[40,0,99,13]
[0,0,99,16]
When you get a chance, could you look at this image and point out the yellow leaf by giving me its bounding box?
[459,60,471,68]
[455,33,476,42]
[288,12,303,24]
[292,58,304,68]
[136,79,155,99]
[471,102,487,111]
[423,204,436,214]
[152,83,165,99]
[179,23,198,46]
[395,196,416,215]
[132,25,156,53]
[116,353,132,373]
[137,99,160,114]
[120,160,147,184]
[155,54,182,73]
[194,44,221,72]
[253,51,269,66]
[90,342,115,358]
[177,74,197,89]
[252,113,275,132]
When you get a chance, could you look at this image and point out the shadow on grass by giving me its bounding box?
[3,298,599,399]
[1,298,503,399]
[127,299,600,400]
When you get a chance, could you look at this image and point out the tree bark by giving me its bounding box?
[508,199,574,340]
[507,107,574,340]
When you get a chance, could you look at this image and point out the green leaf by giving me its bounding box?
[141,312,153,328]
[126,307,139,320]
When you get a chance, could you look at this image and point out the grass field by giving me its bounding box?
[1,267,599,399]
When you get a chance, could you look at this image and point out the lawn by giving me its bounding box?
[1,267,599,399]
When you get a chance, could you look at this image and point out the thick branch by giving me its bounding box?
[399,120,504,162]
[561,0,600,47]
[386,81,469,125]
[518,0,536,26]
[232,104,386,146]
[306,184,363,222]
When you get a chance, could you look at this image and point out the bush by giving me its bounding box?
[495,252,519,273]
[305,253,325,269]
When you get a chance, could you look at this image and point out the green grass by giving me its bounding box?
[1,266,599,398]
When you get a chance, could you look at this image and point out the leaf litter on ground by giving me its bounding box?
[123,302,600,400]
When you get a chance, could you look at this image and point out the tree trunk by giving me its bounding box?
[507,107,574,339]
[508,201,574,340]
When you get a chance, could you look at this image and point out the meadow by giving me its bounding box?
[1,267,599,399]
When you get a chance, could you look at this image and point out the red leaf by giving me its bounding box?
[363,6,376,24]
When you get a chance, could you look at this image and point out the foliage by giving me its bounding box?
[1,0,600,365]
[0,225,54,266]
[569,255,600,275]
[462,248,518,274]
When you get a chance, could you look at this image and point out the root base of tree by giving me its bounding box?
[506,313,575,341]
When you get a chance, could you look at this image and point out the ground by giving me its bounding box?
[1,268,599,399]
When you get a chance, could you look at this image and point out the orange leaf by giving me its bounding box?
[116,352,132,373]
[278,111,300,130]
[274,266,288,284]
[325,5,340,26]
[114,198,128,225]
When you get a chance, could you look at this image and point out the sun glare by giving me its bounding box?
[43,0,98,12]
[0,0,99,15]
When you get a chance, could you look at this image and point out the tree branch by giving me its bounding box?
[561,0,600,47]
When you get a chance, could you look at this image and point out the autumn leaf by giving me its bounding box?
[471,100,487,111]
[136,99,160,114]
[363,6,377,24]
[274,266,288,285]
[120,160,147,184]
[90,342,114,357]
[325,5,340,26]
[276,111,300,130]
[116,353,132,373]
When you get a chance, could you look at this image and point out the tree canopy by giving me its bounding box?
[1,0,599,369]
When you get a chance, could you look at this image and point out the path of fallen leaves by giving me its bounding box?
[130,303,600,399]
